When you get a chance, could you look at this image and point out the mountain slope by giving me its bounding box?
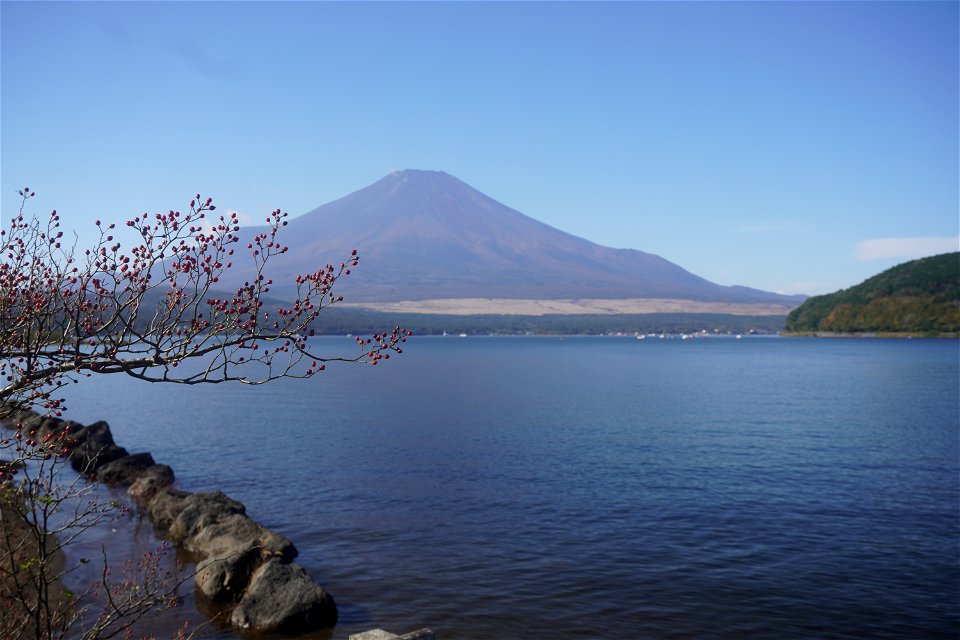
[240,170,804,306]
[785,252,959,333]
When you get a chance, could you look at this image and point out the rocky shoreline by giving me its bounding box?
[3,410,337,634]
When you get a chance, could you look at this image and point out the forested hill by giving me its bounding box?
[785,252,959,335]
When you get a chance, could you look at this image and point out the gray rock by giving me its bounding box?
[74,443,128,474]
[95,452,156,485]
[189,512,296,562]
[68,421,128,473]
[28,416,61,439]
[230,559,337,632]
[195,540,261,601]
[145,490,246,543]
[190,511,299,602]
[190,513,297,601]
[166,491,246,543]
[350,631,399,640]
[398,630,437,640]
[127,465,175,503]
[68,420,114,447]
[144,488,192,531]
[350,631,437,640]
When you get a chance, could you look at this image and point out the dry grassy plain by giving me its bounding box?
[340,298,798,316]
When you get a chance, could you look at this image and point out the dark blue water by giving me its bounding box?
[56,336,959,639]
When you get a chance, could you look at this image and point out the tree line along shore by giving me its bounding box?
[785,252,959,336]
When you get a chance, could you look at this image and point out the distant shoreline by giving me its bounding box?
[782,331,959,339]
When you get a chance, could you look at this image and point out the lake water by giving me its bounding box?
[54,336,959,639]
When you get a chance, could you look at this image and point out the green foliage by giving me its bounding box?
[786,253,960,334]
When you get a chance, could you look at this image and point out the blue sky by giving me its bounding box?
[2,1,957,296]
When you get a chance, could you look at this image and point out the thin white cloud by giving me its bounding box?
[855,236,959,261]
[226,210,256,227]
[188,210,257,240]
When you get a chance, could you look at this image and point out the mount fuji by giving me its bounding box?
[235,170,803,312]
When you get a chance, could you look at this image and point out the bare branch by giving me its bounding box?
[1,191,411,422]
[0,188,413,638]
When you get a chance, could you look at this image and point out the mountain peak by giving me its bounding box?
[380,169,471,194]
[238,171,803,306]
[389,168,452,179]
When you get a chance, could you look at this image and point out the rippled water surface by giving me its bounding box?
[57,336,959,639]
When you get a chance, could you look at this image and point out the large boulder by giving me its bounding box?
[166,491,246,543]
[143,489,192,531]
[190,514,297,601]
[23,415,61,438]
[95,452,156,485]
[180,508,298,602]
[146,490,250,544]
[194,536,262,601]
[68,421,128,474]
[230,559,337,632]
[189,512,296,562]
[127,465,175,503]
